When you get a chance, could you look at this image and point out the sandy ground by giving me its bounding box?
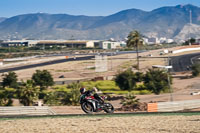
[0,115,200,133]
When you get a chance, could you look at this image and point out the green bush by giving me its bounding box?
[114,69,137,91]
[17,80,40,106]
[64,83,81,105]
[143,69,172,95]
[134,84,147,90]
[32,70,54,90]
[115,69,144,91]
[81,80,119,91]
[0,88,15,106]
[191,63,200,77]
[121,93,140,106]
[43,91,62,105]
[2,72,18,89]
[80,80,150,95]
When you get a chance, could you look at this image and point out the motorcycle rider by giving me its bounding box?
[80,87,104,104]
[92,87,104,104]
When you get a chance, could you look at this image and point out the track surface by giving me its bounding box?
[0,111,200,119]
[1,51,200,73]
[170,52,200,72]
[0,50,143,73]
[0,56,95,73]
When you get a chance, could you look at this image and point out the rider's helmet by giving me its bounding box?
[80,87,86,94]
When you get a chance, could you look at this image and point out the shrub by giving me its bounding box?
[115,69,137,91]
[115,69,144,91]
[43,91,61,105]
[44,83,81,106]
[17,80,40,106]
[121,93,140,106]
[81,80,120,91]
[0,88,15,106]
[32,70,54,90]
[64,83,81,105]
[143,69,172,95]
[2,72,18,89]
[191,63,200,77]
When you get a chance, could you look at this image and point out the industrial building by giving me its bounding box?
[36,40,100,48]
[0,40,122,49]
[99,41,121,49]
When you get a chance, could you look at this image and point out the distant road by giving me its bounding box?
[0,50,145,73]
[0,56,94,73]
[170,52,200,72]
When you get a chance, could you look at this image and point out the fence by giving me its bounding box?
[0,106,56,116]
[148,99,200,112]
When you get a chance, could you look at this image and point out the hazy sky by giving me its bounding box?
[0,0,199,17]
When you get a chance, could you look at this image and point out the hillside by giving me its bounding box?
[0,4,200,40]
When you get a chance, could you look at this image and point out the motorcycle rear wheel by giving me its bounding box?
[104,103,114,113]
[81,102,94,114]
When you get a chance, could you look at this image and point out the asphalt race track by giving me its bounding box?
[1,51,200,73]
[0,50,144,73]
[0,111,200,119]
[0,56,95,73]
[170,52,200,72]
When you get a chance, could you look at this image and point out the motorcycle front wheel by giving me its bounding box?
[81,102,94,114]
[104,103,114,113]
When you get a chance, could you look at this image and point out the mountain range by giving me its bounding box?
[0,4,200,41]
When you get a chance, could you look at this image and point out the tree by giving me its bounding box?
[32,70,54,90]
[191,63,200,77]
[44,83,81,106]
[115,69,137,91]
[2,71,18,88]
[183,38,196,45]
[143,69,172,95]
[62,83,81,105]
[17,80,40,106]
[0,88,15,106]
[126,30,144,70]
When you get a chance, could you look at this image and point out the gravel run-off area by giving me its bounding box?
[0,115,200,133]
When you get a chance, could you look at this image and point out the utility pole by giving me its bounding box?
[189,10,192,46]
[167,49,173,102]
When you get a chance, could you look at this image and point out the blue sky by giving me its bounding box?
[0,0,199,17]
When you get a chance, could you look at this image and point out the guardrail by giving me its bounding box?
[172,47,200,54]
[0,106,56,116]
[148,99,200,112]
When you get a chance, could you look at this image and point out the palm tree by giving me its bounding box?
[18,80,39,106]
[126,30,144,70]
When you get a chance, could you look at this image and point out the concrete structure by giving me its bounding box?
[0,40,100,48]
[0,106,56,116]
[0,40,29,47]
[196,39,200,44]
[172,46,200,54]
[148,99,200,112]
[0,39,124,49]
[143,37,174,45]
[166,39,174,43]
[99,41,120,49]
[36,40,99,48]
[147,37,160,45]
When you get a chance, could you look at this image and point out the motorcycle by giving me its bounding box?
[80,91,114,114]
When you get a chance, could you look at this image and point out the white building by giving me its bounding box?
[159,37,167,44]
[147,37,160,45]
[166,39,174,43]
[99,41,120,49]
